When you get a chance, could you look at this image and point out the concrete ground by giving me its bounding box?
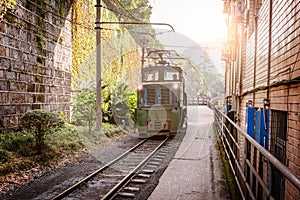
[148,106,230,200]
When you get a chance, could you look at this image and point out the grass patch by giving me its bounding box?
[214,122,242,200]
[102,123,123,138]
[0,123,125,176]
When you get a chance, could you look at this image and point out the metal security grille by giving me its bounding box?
[270,110,287,200]
[270,110,287,161]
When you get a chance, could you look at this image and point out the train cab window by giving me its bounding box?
[143,70,159,81]
[164,71,179,81]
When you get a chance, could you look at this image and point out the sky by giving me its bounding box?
[149,0,227,44]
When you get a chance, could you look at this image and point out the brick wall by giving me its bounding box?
[239,0,300,199]
[223,0,300,198]
[244,35,255,91]
[0,0,74,131]
[261,5,300,194]
[270,1,300,83]
[255,0,269,89]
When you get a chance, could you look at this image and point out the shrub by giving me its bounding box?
[3,133,35,157]
[0,149,9,164]
[21,109,64,154]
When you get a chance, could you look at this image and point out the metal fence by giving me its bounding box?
[187,97,210,105]
[213,107,300,200]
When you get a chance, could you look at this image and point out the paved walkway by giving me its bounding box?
[148,106,230,200]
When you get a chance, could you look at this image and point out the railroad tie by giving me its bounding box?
[137,173,151,178]
[148,161,160,165]
[153,155,165,160]
[152,157,163,162]
[131,179,147,184]
[123,187,140,192]
[146,164,158,169]
[140,169,154,174]
[118,192,135,198]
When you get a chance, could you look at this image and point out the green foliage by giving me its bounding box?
[0,149,9,164]
[102,81,137,129]
[37,30,46,49]
[111,0,152,23]
[0,132,35,157]
[215,125,242,200]
[112,81,137,126]
[71,0,146,135]
[0,125,82,174]
[71,81,137,133]
[71,87,97,133]
[72,0,96,89]
[0,121,124,175]
[48,124,83,152]
[0,131,36,174]
[102,123,123,138]
[21,110,64,154]
[0,132,33,156]
[0,0,17,20]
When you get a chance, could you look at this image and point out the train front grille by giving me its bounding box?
[161,88,170,104]
[147,120,170,131]
[146,87,171,105]
[154,121,162,129]
[147,88,156,104]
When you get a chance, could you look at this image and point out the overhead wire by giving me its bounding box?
[15,1,157,54]
[100,1,155,59]
[23,0,151,33]
[101,0,157,46]
[101,4,138,22]
[115,0,144,22]
[102,37,121,54]
[113,0,156,40]
[101,27,121,32]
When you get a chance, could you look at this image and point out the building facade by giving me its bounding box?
[222,0,300,199]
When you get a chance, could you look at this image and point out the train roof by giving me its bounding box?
[145,50,184,60]
[143,50,185,67]
[141,65,183,73]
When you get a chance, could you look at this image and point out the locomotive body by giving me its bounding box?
[136,50,187,137]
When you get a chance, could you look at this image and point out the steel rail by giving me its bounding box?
[101,136,170,200]
[51,138,148,200]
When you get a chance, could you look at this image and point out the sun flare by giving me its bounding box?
[150,0,227,43]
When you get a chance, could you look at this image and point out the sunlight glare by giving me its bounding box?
[150,0,227,43]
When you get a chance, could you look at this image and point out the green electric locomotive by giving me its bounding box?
[136,50,187,138]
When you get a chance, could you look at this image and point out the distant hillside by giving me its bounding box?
[181,40,225,98]
[200,39,225,74]
[153,30,225,98]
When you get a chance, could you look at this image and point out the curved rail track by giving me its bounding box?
[51,136,170,200]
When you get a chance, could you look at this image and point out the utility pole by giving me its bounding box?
[95,0,102,133]
[95,0,174,133]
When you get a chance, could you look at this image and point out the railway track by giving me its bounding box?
[51,136,170,200]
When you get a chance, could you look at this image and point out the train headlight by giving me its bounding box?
[137,85,143,91]
[172,83,179,90]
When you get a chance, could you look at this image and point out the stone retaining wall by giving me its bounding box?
[0,0,74,131]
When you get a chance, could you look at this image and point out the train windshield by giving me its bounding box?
[164,70,179,81]
[143,70,159,81]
